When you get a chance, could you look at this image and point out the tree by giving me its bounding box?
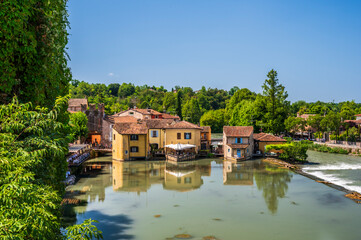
[118,83,135,98]
[182,97,202,124]
[200,109,226,133]
[0,0,71,107]
[225,88,256,121]
[321,111,342,140]
[229,86,240,96]
[284,116,306,137]
[308,114,324,133]
[0,97,102,239]
[229,100,256,127]
[262,69,289,134]
[176,90,183,120]
[69,112,89,142]
[108,83,120,97]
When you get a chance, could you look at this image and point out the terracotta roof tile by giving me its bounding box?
[164,121,202,129]
[113,122,148,135]
[68,98,88,106]
[134,109,162,115]
[254,133,286,142]
[113,116,138,123]
[227,144,249,149]
[253,133,267,139]
[145,119,174,129]
[201,126,211,133]
[162,113,180,119]
[355,114,361,117]
[223,126,253,137]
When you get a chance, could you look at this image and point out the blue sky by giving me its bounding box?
[67,0,361,102]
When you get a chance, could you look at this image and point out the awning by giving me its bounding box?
[165,143,196,150]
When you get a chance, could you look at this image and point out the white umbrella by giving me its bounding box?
[165,143,196,150]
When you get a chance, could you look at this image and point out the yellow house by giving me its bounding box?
[200,126,212,150]
[145,119,173,151]
[112,121,149,161]
[254,133,286,155]
[164,121,202,153]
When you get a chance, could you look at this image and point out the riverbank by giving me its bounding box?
[264,157,361,203]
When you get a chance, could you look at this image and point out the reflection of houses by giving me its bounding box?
[223,126,254,160]
[254,133,287,155]
[112,161,165,193]
[200,126,212,151]
[112,160,210,193]
[223,161,253,185]
[163,161,211,192]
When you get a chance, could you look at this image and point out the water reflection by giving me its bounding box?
[223,160,259,185]
[254,165,293,214]
[163,161,211,192]
[112,160,212,193]
[112,161,165,193]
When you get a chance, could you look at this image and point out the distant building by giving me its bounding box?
[67,98,87,113]
[114,108,179,120]
[254,133,287,154]
[355,114,361,121]
[200,126,212,150]
[223,126,254,160]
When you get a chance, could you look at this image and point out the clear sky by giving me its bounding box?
[67,0,361,102]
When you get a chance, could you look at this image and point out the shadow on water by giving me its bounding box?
[81,210,134,240]
[254,164,293,214]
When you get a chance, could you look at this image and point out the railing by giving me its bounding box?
[166,153,196,162]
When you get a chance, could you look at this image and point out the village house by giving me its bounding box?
[112,121,148,161]
[112,116,203,161]
[67,98,88,113]
[223,126,254,160]
[113,108,180,120]
[200,126,212,150]
[254,133,287,155]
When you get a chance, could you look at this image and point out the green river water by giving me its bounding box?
[63,153,361,240]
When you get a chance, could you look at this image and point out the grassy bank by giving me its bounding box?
[309,143,349,155]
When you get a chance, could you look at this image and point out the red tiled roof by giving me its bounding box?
[223,126,253,137]
[253,133,267,139]
[355,114,361,117]
[113,122,148,135]
[113,116,138,123]
[68,98,88,106]
[162,113,180,119]
[145,119,174,129]
[254,133,286,142]
[201,126,211,133]
[227,144,249,149]
[134,109,162,115]
[164,121,202,129]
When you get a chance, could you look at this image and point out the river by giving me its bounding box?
[62,155,361,240]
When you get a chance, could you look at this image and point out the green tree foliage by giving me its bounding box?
[69,112,88,142]
[176,90,183,120]
[182,97,202,124]
[0,97,102,239]
[266,142,309,161]
[200,109,226,133]
[64,219,103,240]
[229,100,256,127]
[0,0,71,107]
[118,83,135,98]
[321,111,342,138]
[225,88,256,121]
[307,114,324,133]
[284,116,306,136]
[229,86,240,96]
